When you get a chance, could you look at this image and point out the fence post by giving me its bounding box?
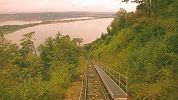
[119,74,121,87]
[126,78,128,97]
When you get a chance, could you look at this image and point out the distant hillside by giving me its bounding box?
[0,12,114,22]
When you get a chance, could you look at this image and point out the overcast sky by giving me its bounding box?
[0,0,138,13]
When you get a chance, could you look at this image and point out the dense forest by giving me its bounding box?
[87,0,178,99]
[0,32,85,99]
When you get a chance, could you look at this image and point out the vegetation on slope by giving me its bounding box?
[88,0,178,99]
[0,32,84,99]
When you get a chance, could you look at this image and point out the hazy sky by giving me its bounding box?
[0,0,138,13]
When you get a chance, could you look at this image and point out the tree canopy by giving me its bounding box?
[0,32,82,99]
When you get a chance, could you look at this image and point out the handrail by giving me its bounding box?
[98,63,129,96]
[99,63,129,79]
[79,61,88,100]
[79,77,84,100]
[84,72,88,100]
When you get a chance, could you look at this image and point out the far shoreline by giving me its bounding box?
[0,17,113,34]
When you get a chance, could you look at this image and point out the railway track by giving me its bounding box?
[80,60,127,100]
[86,62,112,100]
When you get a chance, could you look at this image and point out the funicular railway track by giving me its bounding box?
[86,62,112,100]
[79,61,112,100]
[79,60,128,100]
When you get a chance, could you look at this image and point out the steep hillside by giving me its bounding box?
[88,0,178,99]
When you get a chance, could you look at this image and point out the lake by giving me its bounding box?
[5,18,113,47]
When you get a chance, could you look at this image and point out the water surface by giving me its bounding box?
[5,18,113,47]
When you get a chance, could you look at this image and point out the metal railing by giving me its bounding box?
[79,61,89,100]
[79,77,84,100]
[98,63,129,96]
[79,73,87,100]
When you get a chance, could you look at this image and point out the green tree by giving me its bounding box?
[20,32,36,57]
